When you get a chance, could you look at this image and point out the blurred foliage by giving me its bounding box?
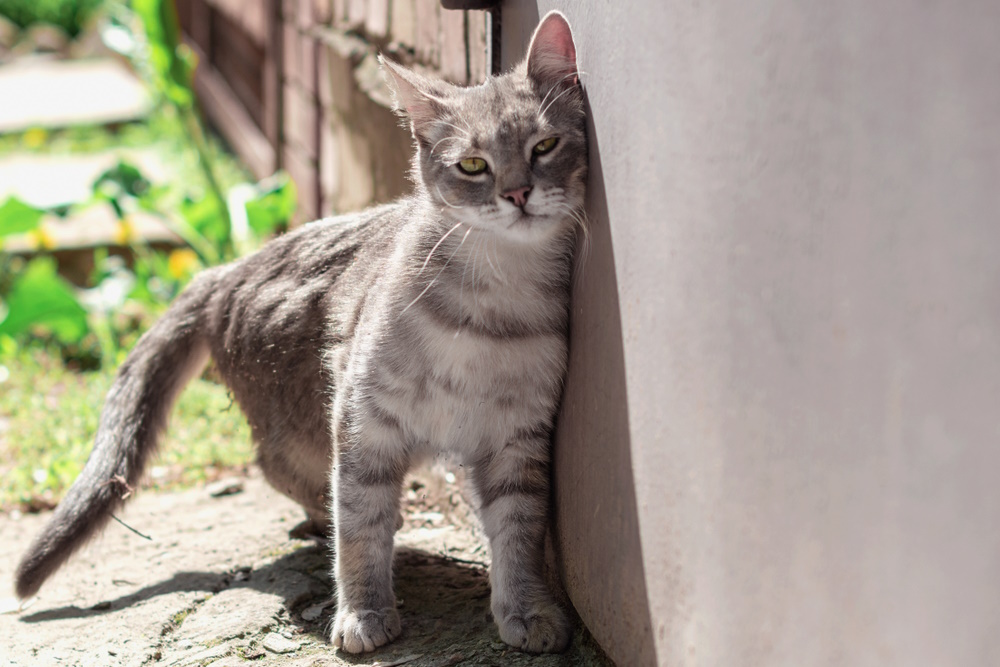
[0,346,254,512]
[0,0,297,366]
[0,0,105,37]
[0,0,290,509]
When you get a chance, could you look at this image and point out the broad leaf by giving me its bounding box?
[0,197,44,238]
[0,258,89,344]
[245,173,297,237]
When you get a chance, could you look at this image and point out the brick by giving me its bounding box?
[333,119,374,212]
[331,0,348,26]
[299,33,318,97]
[346,0,367,30]
[283,83,317,160]
[282,22,301,84]
[296,0,313,30]
[312,0,333,24]
[414,0,440,67]
[365,0,390,40]
[467,9,487,83]
[389,0,416,48]
[439,8,466,83]
[319,111,340,214]
[320,30,370,115]
[317,43,334,108]
[282,144,318,223]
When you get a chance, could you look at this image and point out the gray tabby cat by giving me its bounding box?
[15,10,585,655]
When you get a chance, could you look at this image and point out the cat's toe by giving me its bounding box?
[497,601,571,653]
[331,607,401,653]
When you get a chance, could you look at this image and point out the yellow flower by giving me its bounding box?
[30,223,55,250]
[113,217,135,245]
[22,127,47,149]
[167,248,199,279]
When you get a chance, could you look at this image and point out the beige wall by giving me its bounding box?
[504,1,1000,665]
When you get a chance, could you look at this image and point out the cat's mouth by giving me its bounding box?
[506,210,535,228]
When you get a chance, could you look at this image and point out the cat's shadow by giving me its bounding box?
[18,545,494,657]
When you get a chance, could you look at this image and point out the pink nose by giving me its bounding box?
[502,185,533,208]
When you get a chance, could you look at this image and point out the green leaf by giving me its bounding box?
[0,257,89,344]
[93,160,151,200]
[245,173,297,237]
[132,0,195,107]
[181,195,229,247]
[0,197,44,238]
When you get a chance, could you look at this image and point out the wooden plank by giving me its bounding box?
[191,45,276,179]
[211,13,265,128]
[262,0,283,160]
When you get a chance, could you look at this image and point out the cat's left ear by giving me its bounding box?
[380,55,445,139]
[526,11,579,91]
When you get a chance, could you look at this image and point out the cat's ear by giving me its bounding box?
[380,56,444,138]
[525,11,579,90]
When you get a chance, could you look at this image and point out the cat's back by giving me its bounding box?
[198,201,412,422]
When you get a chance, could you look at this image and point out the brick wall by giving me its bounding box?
[179,0,490,223]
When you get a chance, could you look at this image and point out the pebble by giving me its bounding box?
[261,632,299,654]
[300,601,333,621]
[207,479,245,497]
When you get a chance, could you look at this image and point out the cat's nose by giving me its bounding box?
[502,185,533,209]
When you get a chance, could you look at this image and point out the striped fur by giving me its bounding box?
[15,11,585,656]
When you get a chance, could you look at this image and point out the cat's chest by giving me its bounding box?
[377,319,567,451]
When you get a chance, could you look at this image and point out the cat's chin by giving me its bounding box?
[499,211,573,242]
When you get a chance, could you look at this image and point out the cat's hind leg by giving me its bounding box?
[329,405,408,653]
[471,430,570,653]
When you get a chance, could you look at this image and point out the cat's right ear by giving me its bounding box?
[526,11,579,91]
[380,56,444,139]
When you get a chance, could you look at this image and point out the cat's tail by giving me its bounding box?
[14,270,220,599]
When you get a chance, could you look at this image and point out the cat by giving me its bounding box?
[14,10,586,655]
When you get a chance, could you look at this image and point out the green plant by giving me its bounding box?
[0,0,297,364]
[0,0,105,37]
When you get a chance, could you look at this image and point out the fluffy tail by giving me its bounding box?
[14,272,218,598]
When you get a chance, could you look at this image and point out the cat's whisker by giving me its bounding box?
[419,220,465,274]
[540,84,578,120]
[490,234,507,283]
[483,234,501,276]
[435,120,471,138]
[430,135,463,158]
[537,70,584,115]
[402,227,472,315]
[435,185,465,210]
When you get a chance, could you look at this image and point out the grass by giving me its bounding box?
[0,346,254,512]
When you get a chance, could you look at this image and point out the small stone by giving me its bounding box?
[300,601,332,621]
[207,478,245,497]
[262,632,299,654]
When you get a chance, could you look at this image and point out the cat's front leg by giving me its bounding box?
[329,419,407,653]
[473,429,571,653]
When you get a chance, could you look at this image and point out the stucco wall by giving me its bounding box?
[503,1,1000,665]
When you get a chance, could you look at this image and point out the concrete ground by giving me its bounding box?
[0,468,610,667]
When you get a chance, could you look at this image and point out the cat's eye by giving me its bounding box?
[457,157,488,175]
[533,137,559,155]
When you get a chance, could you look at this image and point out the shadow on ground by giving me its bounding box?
[1,473,610,667]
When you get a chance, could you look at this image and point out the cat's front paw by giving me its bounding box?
[496,600,571,653]
[331,607,401,653]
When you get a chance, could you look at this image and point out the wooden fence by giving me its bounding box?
[176,0,490,222]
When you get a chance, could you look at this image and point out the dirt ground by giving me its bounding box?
[0,467,611,667]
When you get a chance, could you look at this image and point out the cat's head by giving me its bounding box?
[381,11,586,243]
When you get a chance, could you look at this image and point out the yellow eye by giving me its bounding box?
[457,157,488,175]
[533,137,559,155]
